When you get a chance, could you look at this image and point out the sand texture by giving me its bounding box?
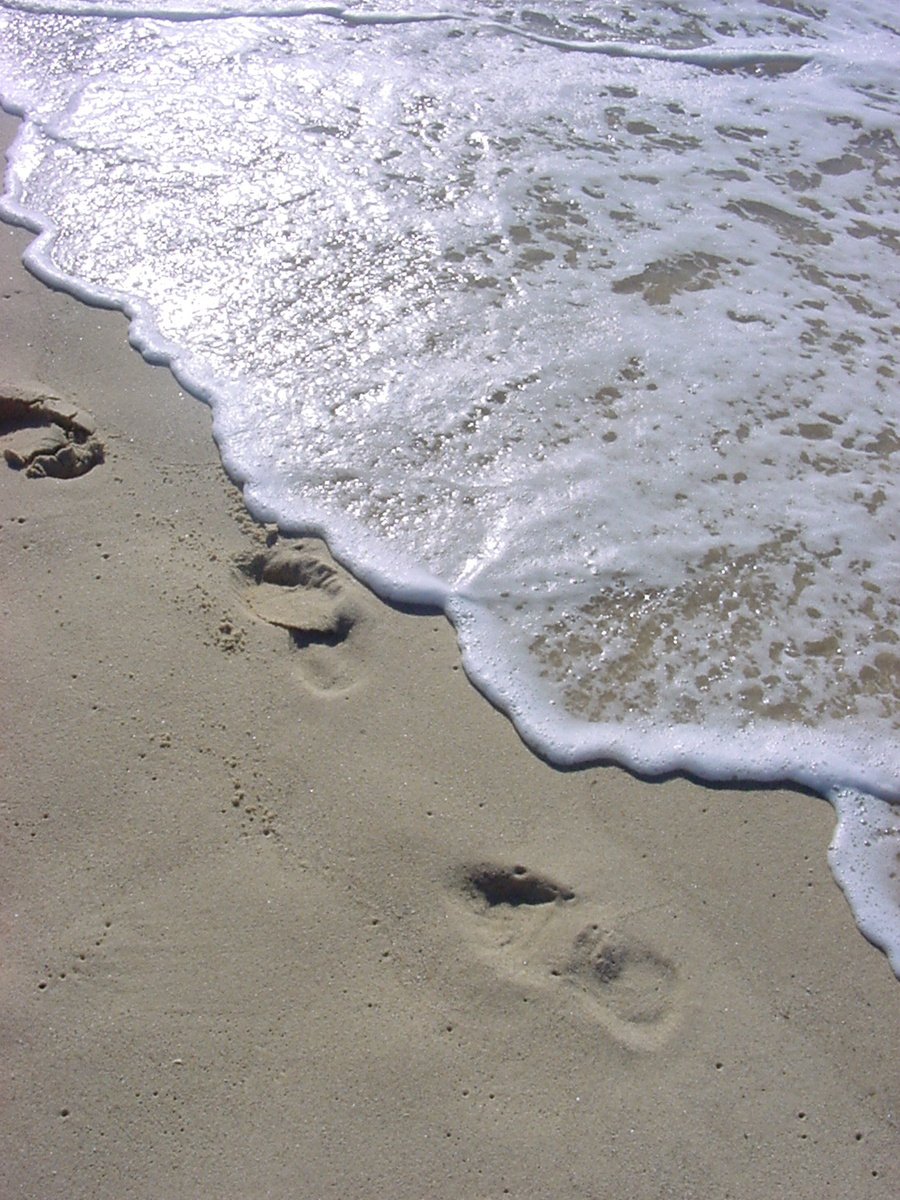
[1,147,898,1195]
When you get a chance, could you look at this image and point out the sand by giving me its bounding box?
[1,114,898,1198]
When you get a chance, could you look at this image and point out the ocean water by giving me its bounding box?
[1,1,898,968]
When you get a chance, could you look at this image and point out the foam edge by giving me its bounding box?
[828,787,900,979]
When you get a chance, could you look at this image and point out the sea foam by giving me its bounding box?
[1,0,897,968]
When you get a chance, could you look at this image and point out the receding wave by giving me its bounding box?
[1,0,897,963]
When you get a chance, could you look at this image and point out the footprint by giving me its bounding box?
[558,923,679,1042]
[235,538,369,692]
[457,862,681,1050]
[0,388,104,479]
[467,863,575,908]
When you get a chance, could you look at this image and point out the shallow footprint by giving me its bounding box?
[457,861,681,1050]
[553,922,680,1050]
[235,538,369,693]
[0,388,104,479]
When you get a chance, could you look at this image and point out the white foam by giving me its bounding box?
[1,0,898,970]
[829,789,900,976]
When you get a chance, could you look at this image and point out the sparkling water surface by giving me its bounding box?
[1,1,898,966]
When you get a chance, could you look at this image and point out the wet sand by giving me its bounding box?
[1,141,898,1196]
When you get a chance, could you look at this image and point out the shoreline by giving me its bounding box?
[2,137,899,1195]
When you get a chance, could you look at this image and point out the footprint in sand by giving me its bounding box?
[560,922,678,1035]
[234,538,370,693]
[0,388,104,479]
[459,863,682,1050]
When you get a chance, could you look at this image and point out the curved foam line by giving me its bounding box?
[342,9,455,25]
[1,133,894,803]
[828,788,900,979]
[0,1,813,73]
[0,156,243,464]
[2,12,895,974]
[445,594,899,801]
[485,22,811,72]
[0,111,456,606]
[0,1,348,18]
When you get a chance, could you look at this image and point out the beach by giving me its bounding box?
[1,115,898,1197]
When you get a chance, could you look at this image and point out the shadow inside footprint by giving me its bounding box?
[467,864,575,908]
[0,389,104,479]
[237,543,354,643]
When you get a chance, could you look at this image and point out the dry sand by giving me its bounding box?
[1,122,898,1196]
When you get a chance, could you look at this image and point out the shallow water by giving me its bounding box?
[1,1,898,965]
